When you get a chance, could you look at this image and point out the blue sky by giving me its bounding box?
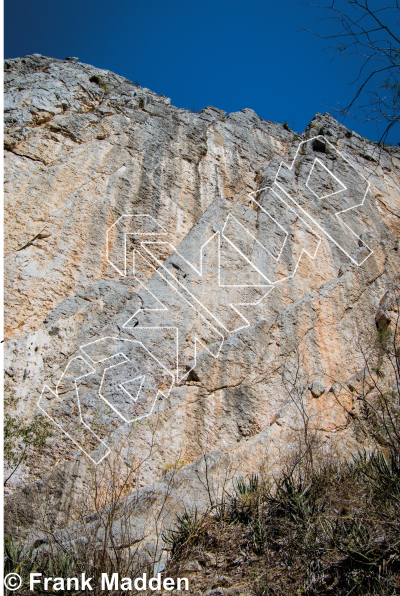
[5,0,399,144]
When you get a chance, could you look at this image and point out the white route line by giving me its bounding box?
[227,193,322,285]
[38,338,175,464]
[222,213,288,276]
[38,355,111,465]
[306,158,347,201]
[106,214,167,277]
[80,338,175,418]
[41,136,375,464]
[274,135,373,266]
[139,235,273,334]
[123,251,225,382]
[119,375,145,402]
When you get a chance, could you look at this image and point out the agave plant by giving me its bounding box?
[267,472,316,526]
[226,474,267,525]
[162,508,208,555]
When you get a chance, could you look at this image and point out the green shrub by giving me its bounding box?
[4,388,52,486]
[163,508,208,556]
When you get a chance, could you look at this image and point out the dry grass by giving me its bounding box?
[164,449,400,595]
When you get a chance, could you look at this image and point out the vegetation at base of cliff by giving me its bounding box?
[4,388,52,487]
[163,296,400,595]
[4,537,84,595]
[164,448,400,595]
[4,291,399,595]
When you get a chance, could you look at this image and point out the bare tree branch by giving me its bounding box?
[301,0,400,144]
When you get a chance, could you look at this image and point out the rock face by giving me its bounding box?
[4,55,400,564]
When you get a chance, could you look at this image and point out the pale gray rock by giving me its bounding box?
[3,55,400,564]
[309,381,326,398]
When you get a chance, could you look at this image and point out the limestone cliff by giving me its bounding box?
[4,54,400,564]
